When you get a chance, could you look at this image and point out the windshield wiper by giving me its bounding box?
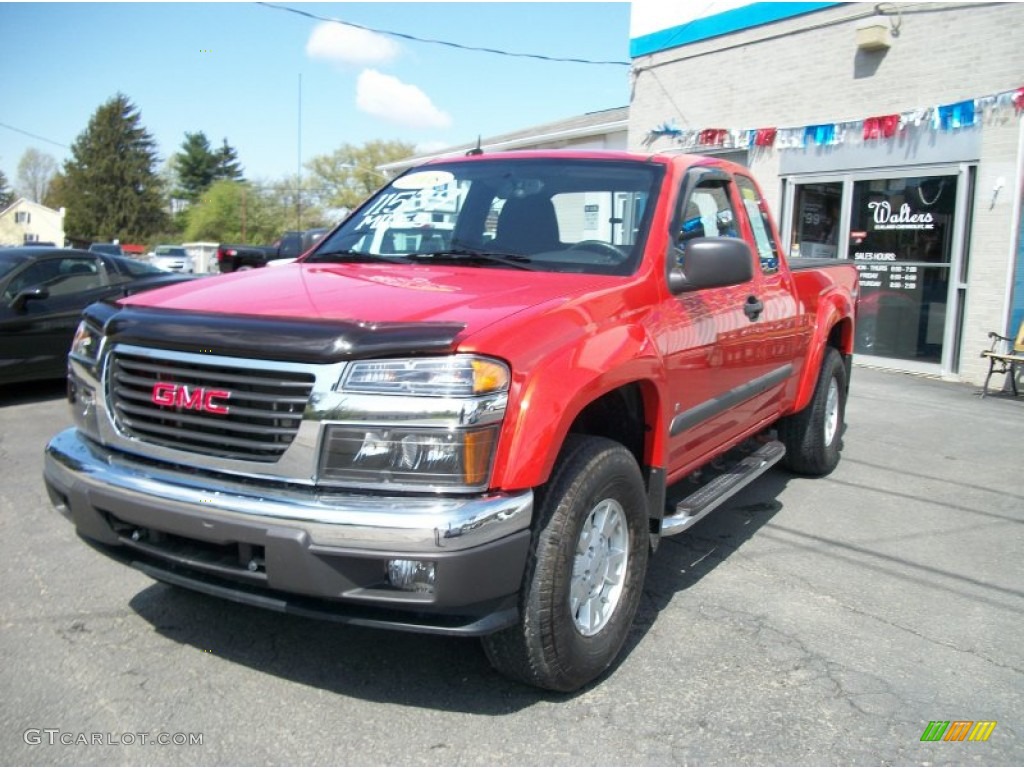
[307,249,405,264]
[406,248,536,270]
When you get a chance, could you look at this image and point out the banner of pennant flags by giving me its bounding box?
[642,86,1024,152]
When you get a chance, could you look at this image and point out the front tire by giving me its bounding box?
[482,435,649,692]
[778,347,848,476]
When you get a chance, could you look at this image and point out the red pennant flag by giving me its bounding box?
[754,127,777,147]
[864,114,900,140]
[698,129,727,146]
[880,114,899,137]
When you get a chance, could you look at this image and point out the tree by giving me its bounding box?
[183,178,326,244]
[43,171,67,210]
[60,93,167,242]
[0,168,13,209]
[263,174,327,232]
[182,180,247,242]
[173,131,218,202]
[213,139,243,183]
[305,139,414,212]
[172,132,244,203]
[16,148,57,203]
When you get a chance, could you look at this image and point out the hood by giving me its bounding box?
[110,262,616,362]
[124,262,612,329]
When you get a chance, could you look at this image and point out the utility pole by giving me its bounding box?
[297,73,302,231]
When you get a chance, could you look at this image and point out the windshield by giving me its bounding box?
[308,156,663,275]
[154,246,187,257]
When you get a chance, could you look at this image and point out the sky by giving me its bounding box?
[0,1,632,187]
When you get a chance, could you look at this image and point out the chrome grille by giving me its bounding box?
[109,350,315,462]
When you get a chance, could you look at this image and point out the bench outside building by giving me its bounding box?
[981,321,1024,397]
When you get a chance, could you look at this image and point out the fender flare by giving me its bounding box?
[492,324,666,491]
[791,292,855,413]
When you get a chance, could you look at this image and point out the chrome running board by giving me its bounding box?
[661,440,786,537]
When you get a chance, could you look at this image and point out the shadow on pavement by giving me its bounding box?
[127,468,794,712]
[626,469,790,650]
[129,582,557,714]
[0,377,67,407]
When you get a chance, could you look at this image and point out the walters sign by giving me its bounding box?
[867,201,935,231]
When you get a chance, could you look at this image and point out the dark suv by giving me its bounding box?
[88,243,124,257]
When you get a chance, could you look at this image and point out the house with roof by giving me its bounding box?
[0,198,66,247]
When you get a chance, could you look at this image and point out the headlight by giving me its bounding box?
[68,320,103,437]
[70,320,101,362]
[320,425,500,490]
[342,356,509,397]
[321,355,510,490]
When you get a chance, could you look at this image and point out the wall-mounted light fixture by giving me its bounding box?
[856,15,892,51]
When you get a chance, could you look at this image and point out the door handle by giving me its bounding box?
[744,295,764,321]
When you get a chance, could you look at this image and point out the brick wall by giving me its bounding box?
[628,2,1024,384]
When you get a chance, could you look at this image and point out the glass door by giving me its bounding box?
[849,174,957,364]
[783,166,971,376]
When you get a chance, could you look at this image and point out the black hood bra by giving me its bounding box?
[84,301,467,363]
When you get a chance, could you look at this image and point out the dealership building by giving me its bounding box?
[628,1,1023,385]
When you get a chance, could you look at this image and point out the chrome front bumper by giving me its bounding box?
[45,428,532,552]
[43,428,534,633]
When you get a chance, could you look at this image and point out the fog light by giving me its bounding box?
[386,559,436,593]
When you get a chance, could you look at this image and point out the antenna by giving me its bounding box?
[465,136,484,156]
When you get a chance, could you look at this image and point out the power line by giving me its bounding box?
[257,2,631,67]
[0,122,69,150]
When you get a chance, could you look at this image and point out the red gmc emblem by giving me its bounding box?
[151,382,230,415]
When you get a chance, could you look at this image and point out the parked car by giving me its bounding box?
[266,224,449,268]
[148,245,193,273]
[216,227,329,272]
[0,247,195,386]
[88,243,124,257]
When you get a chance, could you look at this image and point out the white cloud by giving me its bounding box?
[306,22,399,66]
[356,69,452,129]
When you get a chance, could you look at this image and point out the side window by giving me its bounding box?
[736,175,780,274]
[50,257,104,296]
[7,257,104,299]
[5,259,61,299]
[676,180,738,260]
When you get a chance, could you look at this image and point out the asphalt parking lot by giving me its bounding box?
[0,366,1021,766]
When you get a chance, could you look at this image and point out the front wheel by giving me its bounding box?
[482,435,649,692]
[778,347,848,476]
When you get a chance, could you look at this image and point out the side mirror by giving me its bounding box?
[11,286,50,312]
[668,237,754,294]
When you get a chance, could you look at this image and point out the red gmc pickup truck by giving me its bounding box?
[44,150,858,691]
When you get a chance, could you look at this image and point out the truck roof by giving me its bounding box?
[417,147,748,176]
